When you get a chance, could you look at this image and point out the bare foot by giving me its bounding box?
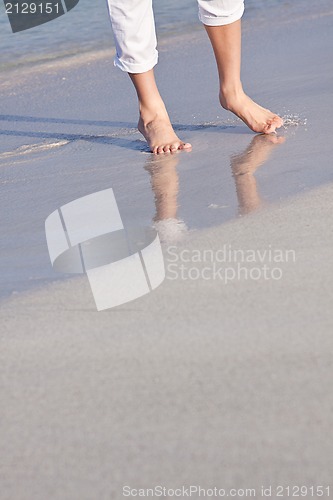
[138,108,192,155]
[220,89,283,134]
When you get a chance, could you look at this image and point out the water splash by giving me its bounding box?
[281,114,307,128]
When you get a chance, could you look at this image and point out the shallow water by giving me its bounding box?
[1,0,330,71]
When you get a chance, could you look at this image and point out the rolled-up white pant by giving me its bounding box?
[106,0,244,73]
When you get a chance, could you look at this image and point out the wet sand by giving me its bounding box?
[0,5,333,499]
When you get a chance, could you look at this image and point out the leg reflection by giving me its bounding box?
[231,134,285,216]
[144,154,188,242]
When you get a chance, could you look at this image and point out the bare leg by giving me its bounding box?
[204,20,283,134]
[129,70,192,154]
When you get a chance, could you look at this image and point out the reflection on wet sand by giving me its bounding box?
[144,153,187,242]
[231,134,285,216]
[145,134,285,241]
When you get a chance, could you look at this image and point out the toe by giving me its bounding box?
[157,145,165,154]
[263,120,277,134]
[163,145,172,153]
[179,142,192,150]
[271,115,283,128]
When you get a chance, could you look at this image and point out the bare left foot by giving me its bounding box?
[220,89,283,134]
[138,106,192,154]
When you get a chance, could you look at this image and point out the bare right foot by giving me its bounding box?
[138,108,191,154]
[220,88,284,134]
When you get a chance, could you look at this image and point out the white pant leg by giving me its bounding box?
[106,0,158,73]
[198,0,244,26]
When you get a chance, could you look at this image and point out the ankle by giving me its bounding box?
[139,100,168,124]
[219,84,244,109]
